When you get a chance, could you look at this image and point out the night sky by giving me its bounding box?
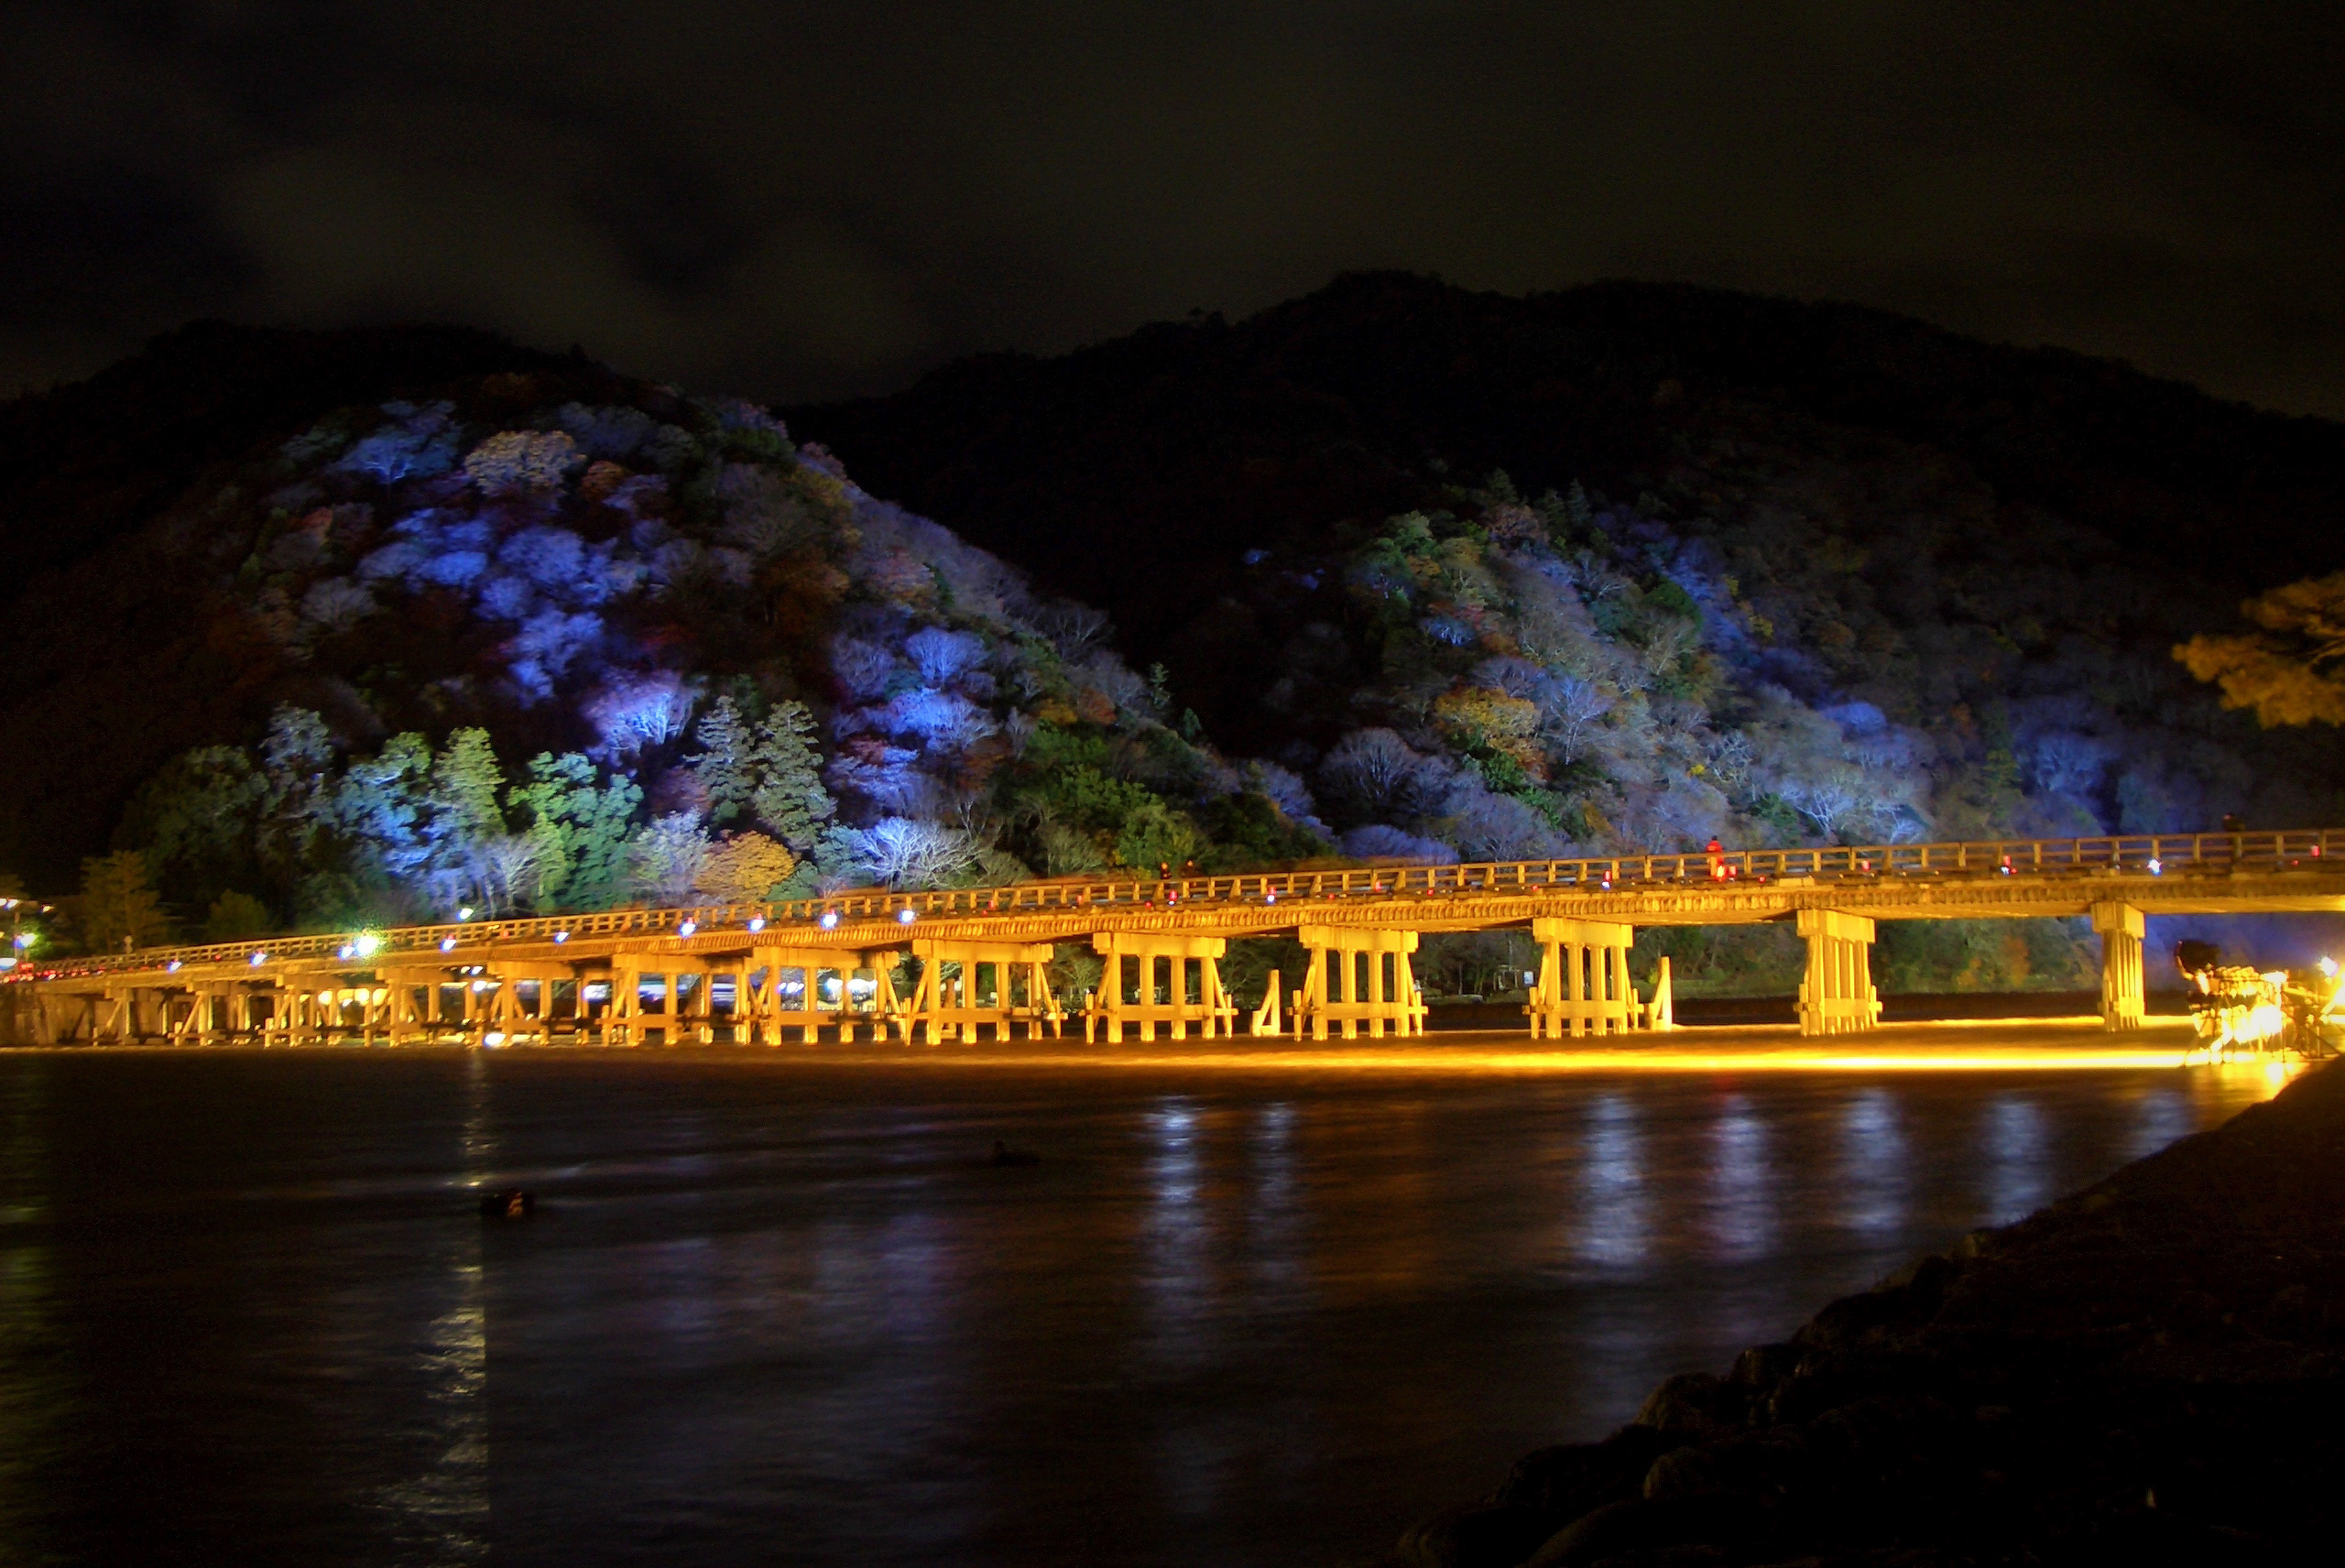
[7,3,2342,415]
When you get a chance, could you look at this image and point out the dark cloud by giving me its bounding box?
[6,1,2342,414]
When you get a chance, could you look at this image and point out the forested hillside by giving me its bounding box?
[6,276,2342,991]
[791,272,2345,854]
[0,332,1319,953]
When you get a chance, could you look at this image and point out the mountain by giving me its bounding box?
[789,271,2345,828]
[0,326,1301,931]
[791,272,2345,702]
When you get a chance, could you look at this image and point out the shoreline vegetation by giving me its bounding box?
[1381,1059,2344,1566]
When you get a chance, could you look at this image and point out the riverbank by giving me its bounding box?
[1386,1056,2345,1566]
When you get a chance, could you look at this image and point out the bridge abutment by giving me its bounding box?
[2092,902,2146,1031]
[1796,909,1881,1036]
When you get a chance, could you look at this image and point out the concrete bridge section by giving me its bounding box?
[6,830,2343,1048]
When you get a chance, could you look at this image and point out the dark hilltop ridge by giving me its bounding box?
[793,267,2345,813]
[1380,1062,2345,1567]
[792,270,2345,721]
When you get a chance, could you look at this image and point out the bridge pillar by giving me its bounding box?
[2092,902,2146,1031]
[734,947,903,1043]
[1528,918,1639,1038]
[909,939,1063,1044]
[1086,933,1231,1042]
[1795,909,1881,1036]
[1292,926,1424,1040]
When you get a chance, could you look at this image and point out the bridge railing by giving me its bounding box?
[15,829,2341,984]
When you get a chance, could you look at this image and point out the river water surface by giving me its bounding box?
[0,1040,2286,1566]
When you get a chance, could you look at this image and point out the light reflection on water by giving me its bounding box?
[1838,1088,1910,1239]
[1576,1093,1648,1271]
[1706,1093,1774,1263]
[0,1051,2294,1568]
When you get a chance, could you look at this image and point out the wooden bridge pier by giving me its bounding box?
[1085,931,1234,1041]
[1292,924,1426,1040]
[907,938,1062,1043]
[2094,902,2147,1030]
[1528,917,1641,1038]
[1796,909,1882,1035]
[741,946,904,1043]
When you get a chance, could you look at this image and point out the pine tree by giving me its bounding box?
[424,729,508,911]
[747,701,834,853]
[73,851,172,952]
[688,697,758,824]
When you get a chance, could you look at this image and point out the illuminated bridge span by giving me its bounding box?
[7,830,2345,1049]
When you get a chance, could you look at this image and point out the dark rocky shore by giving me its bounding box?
[1386,1062,2345,1567]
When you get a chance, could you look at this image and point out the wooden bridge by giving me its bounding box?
[6,830,2344,1049]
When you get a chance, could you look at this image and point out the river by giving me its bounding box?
[0,1039,2287,1566]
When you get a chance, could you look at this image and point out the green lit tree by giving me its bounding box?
[747,700,834,853]
[508,753,644,911]
[690,697,758,825]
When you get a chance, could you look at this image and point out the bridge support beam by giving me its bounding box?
[1528,918,1640,1038]
[909,939,1063,1044]
[1292,926,1424,1040]
[2093,902,2146,1031]
[1087,933,1230,1042]
[744,947,904,1043]
[1796,910,1881,1036]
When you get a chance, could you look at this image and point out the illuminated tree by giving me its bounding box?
[506,753,641,909]
[845,817,987,888]
[463,430,584,495]
[71,851,171,953]
[2175,572,2345,725]
[1433,687,1544,776]
[1112,800,1198,872]
[693,832,798,903]
[747,701,835,852]
[690,697,758,825]
[117,746,269,905]
[586,671,697,757]
[629,813,712,904]
[904,626,987,686]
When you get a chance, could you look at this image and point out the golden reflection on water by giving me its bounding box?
[377,1051,490,1563]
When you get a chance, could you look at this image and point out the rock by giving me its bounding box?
[1393,1502,1566,1568]
[1522,1491,1772,1567]
[1643,1428,1813,1501]
[1727,1341,1798,1390]
[1794,1255,1958,1353]
[1494,1425,1680,1517]
[1634,1371,1740,1438]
